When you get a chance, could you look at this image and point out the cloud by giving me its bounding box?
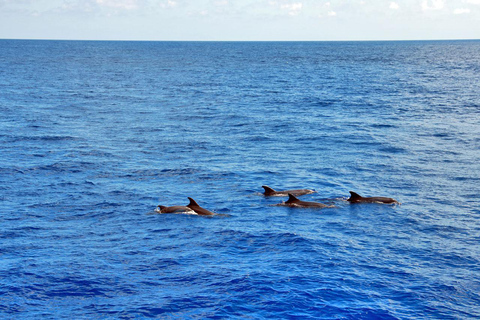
[453,7,471,13]
[159,0,177,8]
[280,2,302,15]
[268,1,303,16]
[389,2,399,10]
[463,0,480,4]
[320,2,336,17]
[421,0,445,11]
[96,0,139,10]
[54,0,146,15]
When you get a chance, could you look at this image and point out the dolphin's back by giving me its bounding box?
[187,197,215,215]
[262,186,276,195]
[286,193,300,204]
[348,191,363,202]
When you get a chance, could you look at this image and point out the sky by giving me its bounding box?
[0,0,479,41]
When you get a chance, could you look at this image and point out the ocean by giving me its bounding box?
[1,39,479,319]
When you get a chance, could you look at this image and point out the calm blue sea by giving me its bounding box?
[1,39,479,319]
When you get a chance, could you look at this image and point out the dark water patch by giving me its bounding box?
[23,161,97,175]
[6,135,80,143]
[370,123,398,129]
[158,168,202,176]
[97,168,203,180]
[197,171,237,181]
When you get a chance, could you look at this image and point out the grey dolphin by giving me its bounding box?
[281,193,334,208]
[187,197,215,216]
[347,191,399,204]
[262,185,315,197]
[155,205,196,214]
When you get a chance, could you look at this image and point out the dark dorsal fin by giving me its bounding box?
[188,197,199,207]
[286,193,299,203]
[262,185,276,195]
[349,191,362,201]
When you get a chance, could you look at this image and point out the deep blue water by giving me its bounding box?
[1,39,480,319]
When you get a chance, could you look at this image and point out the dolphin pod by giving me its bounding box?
[155,187,399,215]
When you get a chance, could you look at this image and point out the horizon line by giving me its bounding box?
[1,37,480,43]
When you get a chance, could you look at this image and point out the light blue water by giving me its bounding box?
[1,40,479,319]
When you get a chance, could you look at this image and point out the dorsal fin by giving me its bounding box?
[286,193,299,203]
[262,185,276,195]
[349,191,362,201]
[188,197,199,207]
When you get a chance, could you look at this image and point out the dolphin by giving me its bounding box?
[187,197,215,216]
[347,191,399,204]
[155,205,196,214]
[262,185,315,197]
[281,193,334,208]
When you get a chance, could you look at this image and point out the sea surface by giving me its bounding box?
[1,39,479,319]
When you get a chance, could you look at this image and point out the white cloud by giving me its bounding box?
[96,0,139,10]
[463,0,480,4]
[453,7,471,13]
[280,2,303,15]
[390,2,399,10]
[327,10,336,16]
[421,0,445,11]
[159,0,176,8]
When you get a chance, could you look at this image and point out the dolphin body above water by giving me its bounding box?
[187,197,215,216]
[347,191,399,204]
[155,205,196,214]
[262,185,315,197]
[281,194,334,208]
